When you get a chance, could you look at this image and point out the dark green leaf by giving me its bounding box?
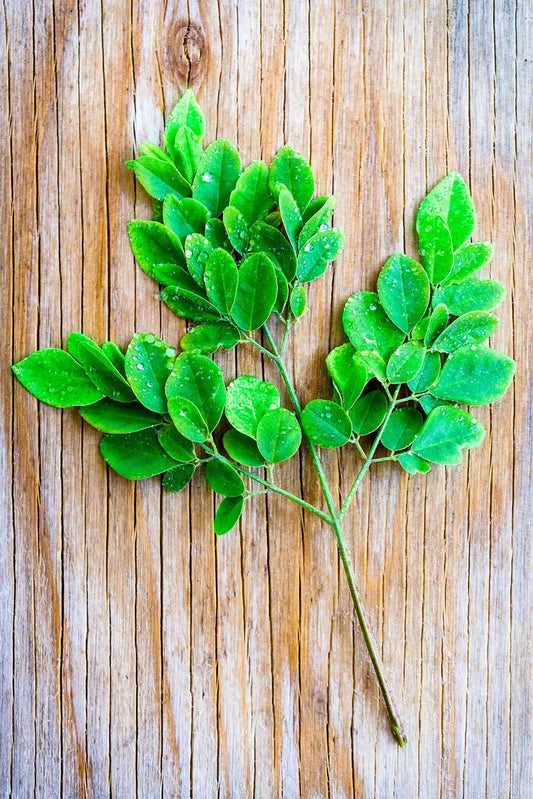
[158,424,195,462]
[166,352,226,432]
[269,146,314,213]
[398,452,431,474]
[101,342,126,376]
[229,160,274,224]
[256,408,302,463]
[165,90,205,152]
[326,344,368,409]
[290,285,307,318]
[214,496,244,535]
[205,460,245,497]
[100,428,177,479]
[417,173,475,251]
[67,333,135,402]
[432,346,515,405]
[301,400,351,449]
[417,214,453,284]
[248,221,297,280]
[161,285,221,322]
[184,233,213,286]
[167,396,210,442]
[442,242,494,285]
[128,220,185,277]
[411,316,430,341]
[223,429,266,467]
[432,278,506,316]
[205,218,233,253]
[222,206,249,254]
[343,292,405,360]
[424,304,449,348]
[231,253,278,331]
[348,391,388,436]
[278,188,303,250]
[381,407,424,451]
[407,351,441,393]
[180,322,240,354]
[12,348,104,408]
[386,342,425,383]
[433,311,499,353]
[125,333,176,413]
[411,406,485,465]
[79,399,162,433]
[163,194,207,243]
[225,375,280,438]
[273,269,289,314]
[192,140,241,216]
[163,463,196,492]
[377,255,430,333]
[171,126,203,184]
[152,262,204,292]
[298,196,335,248]
[126,156,190,201]
[203,249,238,313]
[296,228,344,283]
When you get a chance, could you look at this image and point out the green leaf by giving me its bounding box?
[79,399,162,433]
[424,304,449,348]
[417,214,453,284]
[348,390,388,436]
[417,173,475,251]
[229,160,274,224]
[432,346,515,405]
[158,423,195,462]
[101,342,126,376]
[248,221,297,280]
[301,400,351,449]
[125,333,176,413]
[432,278,506,316]
[203,249,238,313]
[356,351,387,384]
[343,292,405,360]
[298,196,335,247]
[326,344,367,409]
[398,452,431,475]
[442,242,494,285]
[302,196,329,224]
[205,460,245,497]
[205,218,233,253]
[433,311,499,353]
[290,285,307,318]
[165,90,205,152]
[152,200,164,222]
[128,220,185,277]
[163,194,208,243]
[151,262,205,292]
[407,351,441,393]
[171,126,203,184]
[386,342,425,383]
[214,496,244,535]
[381,407,424,451]
[256,408,302,463]
[223,429,266,467]
[296,228,344,283]
[377,255,430,333]
[126,156,191,201]
[269,146,314,213]
[411,406,485,465]
[100,428,177,479]
[192,140,241,217]
[180,322,240,354]
[167,396,209,442]
[419,395,451,415]
[273,270,289,314]
[411,316,430,341]
[166,353,226,432]
[222,206,249,255]
[184,233,213,286]
[12,348,104,407]
[139,142,175,164]
[278,188,303,250]
[231,253,278,331]
[67,333,135,402]
[225,375,280,438]
[160,286,221,322]
[163,463,196,492]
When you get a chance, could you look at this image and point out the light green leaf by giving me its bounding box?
[222,206,249,255]
[398,452,431,475]
[433,311,499,353]
[301,400,351,449]
[269,146,314,213]
[125,333,176,413]
[302,196,329,224]
[411,406,485,465]
[163,463,196,492]
[157,424,195,462]
[432,278,506,316]
[348,391,388,436]
[128,220,185,277]
[231,253,278,331]
[192,140,241,216]
[205,460,245,497]
[79,399,162,433]
[161,285,221,322]
[229,160,274,224]
[12,348,104,408]
[248,221,297,280]
[417,173,475,251]
[417,214,453,284]
[151,262,205,292]
[167,396,209,442]
[163,195,208,243]
[407,351,441,393]
[377,255,430,333]
[411,316,430,341]
[165,90,205,151]
[356,351,387,384]
[180,322,240,354]
[171,126,203,184]
[184,232,213,286]
[205,218,233,252]
[298,196,335,248]
[290,285,307,318]
[343,292,405,360]
[101,342,126,377]
[296,228,344,283]
[225,375,280,438]
[424,304,449,348]
[326,344,367,409]
[126,156,191,201]
[442,242,494,285]
[381,407,424,451]
[166,352,226,432]
[256,408,302,463]
[278,188,303,250]
[139,142,175,164]
[386,342,425,384]
[67,333,135,402]
[100,428,177,479]
[432,346,515,405]
[419,395,451,415]
[214,496,244,535]
[203,249,238,313]
[223,429,266,467]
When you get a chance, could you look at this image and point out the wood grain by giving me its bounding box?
[1,0,531,796]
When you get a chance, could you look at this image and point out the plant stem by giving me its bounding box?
[262,324,407,747]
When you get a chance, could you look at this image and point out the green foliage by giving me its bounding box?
[326,344,367,409]
[222,430,266,467]
[225,376,280,438]
[432,278,506,315]
[192,140,241,216]
[125,333,176,413]
[100,428,178,479]
[411,406,485,465]
[377,255,430,333]
[12,348,104,408]
[301,400,351,449]
[229,160,273,224]
[163,463,196,492]
[268,146,314,213]
[214,496,245,535]
[256,408,302,463]
[80,400,162,434]
[67,333,135,402]
[166,353,226,435]
[205,460,245,497]
[230,253,278,331]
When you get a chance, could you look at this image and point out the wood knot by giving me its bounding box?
[166,20,208,90]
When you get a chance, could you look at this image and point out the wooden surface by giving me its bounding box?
[1,0,531,796]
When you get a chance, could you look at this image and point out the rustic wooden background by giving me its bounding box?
[1,0,531,796]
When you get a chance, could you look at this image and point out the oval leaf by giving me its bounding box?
[225,375,280,438]
[432,311,499,353]
[231,253,278,331]
[203,249,239,313]
[296,228,344,283]
[161,285,222,322]
[184,232,213,286]
[269,146,314,213]
[180,322,240,354]
[424,304,449,348]
[277,188,303,250]
[411,406,485,465]
[171,127,203,184]
[205,460,245,497]
[127,156,190,201]
[214,496,244,536]
[167,396,210,442]
[326,344,368,409]
[222,206,249,255]
[416,173,475,251]
[298,196,335,248]
[163,194,207,242]
[165,90,205,151]
[432,278,506,316]
[158,424,195,462]
[377,255,430,333]
[249,221,297,280]
[100,428,177,479]
[417,214,454,284]
[128,220,185,277]
[163,463,196,492]
[348,391,388,436]
[166,352,226,432]
[125,333,176,413]
[386,342,425,384]
[192,140,241,217]
[67,333,135,403]
[205,218,233,253]
[223,429,266,467]
[229,160,274,224]
[12,349,104,408]
[290,285,307,318]
[381,407,424,451]
[301,400,351,449]
[432,346,515,405]
[343,292,405,360]
[256,408,302,463]
[407,351,441,393]
[442,242,494,285]
[79,399,162,433]
[398,452,431,475]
